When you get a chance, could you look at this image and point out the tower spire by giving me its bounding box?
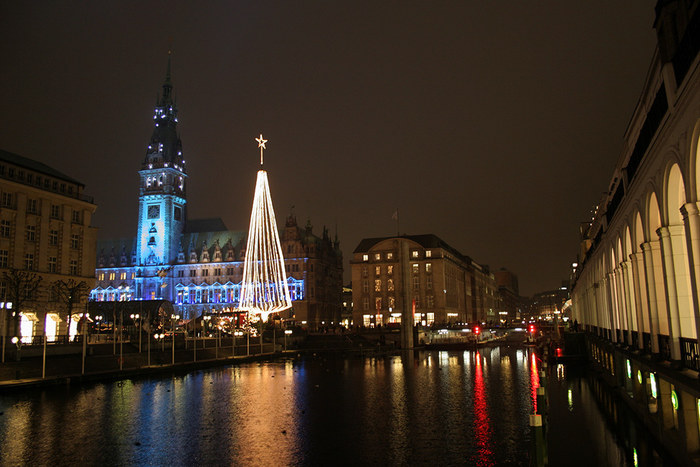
[162,50,173,105]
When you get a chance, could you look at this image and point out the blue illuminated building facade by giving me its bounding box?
[91,58,343,327]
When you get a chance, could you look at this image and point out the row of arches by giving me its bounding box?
[573,119,700,366]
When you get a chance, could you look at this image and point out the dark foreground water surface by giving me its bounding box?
[0,347,673,466]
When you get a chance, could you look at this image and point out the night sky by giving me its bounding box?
[1,1,657,296]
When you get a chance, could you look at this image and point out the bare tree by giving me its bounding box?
[52,279,88,342]
[2,268,43,339]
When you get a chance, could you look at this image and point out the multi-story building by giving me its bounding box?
[494,267,523,322]
[527,286,569,319]
[0,149,97,342]
[91,58,343,329]
[350,234,497,328]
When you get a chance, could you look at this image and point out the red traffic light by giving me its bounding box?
[474,326,480,335]
[528,324,536,334]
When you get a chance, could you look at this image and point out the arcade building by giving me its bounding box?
[91,58,343,329]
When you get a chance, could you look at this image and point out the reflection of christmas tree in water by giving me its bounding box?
[239,134,292,322]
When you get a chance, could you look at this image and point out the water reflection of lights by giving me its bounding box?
[473,352,493,465]
[568,388,574,411]
[530,351,539,413]
[556,363,565,381]
[438,351,449,366]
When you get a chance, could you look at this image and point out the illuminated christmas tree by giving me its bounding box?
[239,134,292,321]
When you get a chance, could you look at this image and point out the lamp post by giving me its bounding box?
[119,306,124,370]
[233,330,243,358]
[284,329,292,351]
[1,301,12,363]
[203,315,211,350]
[11,336,19,363]
[130,313,141,352]
[153,333,161,364]
[171,314,179,365]
[215,320,221,359]
[95,315,103,336]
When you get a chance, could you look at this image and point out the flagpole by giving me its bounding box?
[396,208,400,237]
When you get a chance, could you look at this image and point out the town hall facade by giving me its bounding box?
[90,58,343,329]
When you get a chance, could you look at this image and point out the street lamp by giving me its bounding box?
[1,301,12,363]
[203,315,211,349]
[284,329,292,351]
[233,330,243,357]
[171,314,179,364]
[130,313,141,352]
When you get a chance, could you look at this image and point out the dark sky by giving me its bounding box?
[0,1,657,296]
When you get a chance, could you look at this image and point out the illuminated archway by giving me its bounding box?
[664,163,694,339]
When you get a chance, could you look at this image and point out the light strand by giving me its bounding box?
[239,169,292,321]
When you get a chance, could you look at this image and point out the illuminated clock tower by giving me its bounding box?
[135,53,187,299]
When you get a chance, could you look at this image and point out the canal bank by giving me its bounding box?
[579,333,698,466]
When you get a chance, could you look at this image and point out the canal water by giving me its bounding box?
[0,346,676,466]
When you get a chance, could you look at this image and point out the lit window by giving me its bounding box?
[387,252,393,260]
[411,250,419,258]
[388,279,394,292]
[375,297,382,310]
[375,279,381,292]
[109,272,115,280]
[389,296,395,309]
[426,263,432,273]
[362,254,369,262]
[375,266,381,276]
[98,272,104,281]
[387,265,393,275]
[374,253,381,261]
[425,250,432,258]
[412,263,419,274]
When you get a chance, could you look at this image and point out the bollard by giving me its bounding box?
[536,386,547,417]
[530,414,545,467]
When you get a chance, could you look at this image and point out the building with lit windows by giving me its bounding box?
[350,234,497,328]
[494,267,524,322]
[91,57,343,328]
[569,3,700,461]
[0,149,97,342]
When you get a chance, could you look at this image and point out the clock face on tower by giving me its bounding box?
[148,205,160,219]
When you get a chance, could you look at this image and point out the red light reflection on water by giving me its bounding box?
[530,352,539,413]
[473,352,493,466]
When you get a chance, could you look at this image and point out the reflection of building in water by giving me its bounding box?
[91,57,343,328]
[351,234,497,327]
[0,149,97,343]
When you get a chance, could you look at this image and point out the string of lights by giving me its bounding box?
[239,135,292,321]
